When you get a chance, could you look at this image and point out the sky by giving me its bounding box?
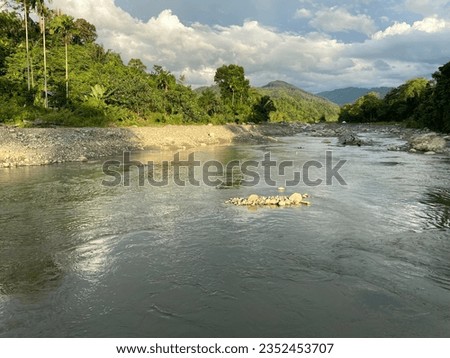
[48,0,450,92]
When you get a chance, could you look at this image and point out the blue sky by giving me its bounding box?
[51,0,450,92]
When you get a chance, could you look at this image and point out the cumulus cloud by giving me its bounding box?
[372,16,449,39]
[308,7,377,35]
[50,0,450,92]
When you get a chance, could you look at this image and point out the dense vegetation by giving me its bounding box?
[339,64,450,133]
[0,4,336,127]
[259,81,340,123]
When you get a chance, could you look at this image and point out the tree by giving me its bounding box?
[128,58,147,72]
[29,0,51,108]
[381,78,428,121]
[251,95,276,123]
[49,13,75,100]
[198,88,221,116]
[0,10,23,75]
[152,65,175,92]
[419,61,450,132]
[72,18,97,45]
[214,64,250,112]
[339,92,383,123]
[13,0,32,90]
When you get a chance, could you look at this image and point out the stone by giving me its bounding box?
[410,134,446,153]
[289,193,304,204]
[338,131,363,146]
[424,151,436,155]
[78,156,88,162]
[247,195,260,205]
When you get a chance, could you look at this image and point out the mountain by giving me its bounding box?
[258,81,340,122]
[317,87,393,106]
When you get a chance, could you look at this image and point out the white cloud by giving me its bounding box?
[309,7,377,35]
[49,0,450,92]
[294,8,312,19]
[372,16,449,39]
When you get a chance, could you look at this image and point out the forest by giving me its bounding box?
[0,2,338,127]
[0,1,449,132]
[339,64,450,132]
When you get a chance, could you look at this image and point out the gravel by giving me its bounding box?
[0,124,303,168]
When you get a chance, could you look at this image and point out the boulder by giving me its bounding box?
[338,131,363,146]
[289,193,304,204]
[409,133,446,153]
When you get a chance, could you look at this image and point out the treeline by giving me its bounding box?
[0,3,336,127]
[339,62,450,132]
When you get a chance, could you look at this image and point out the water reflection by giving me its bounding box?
[0,137,450,337]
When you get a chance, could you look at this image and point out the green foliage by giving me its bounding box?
[214,64,250,114]
[251,95,276,123]
[413,63,450,132]
[257,84,340,123]
[379,78,428,121]
[1,4,448,131]
[338,77,436,127]
[339,92,383,123]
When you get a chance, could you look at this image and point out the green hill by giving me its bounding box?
[257,81,340,122]
[317,87,392,106]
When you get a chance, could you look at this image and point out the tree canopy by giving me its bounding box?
[338,73,449,132]
[1,2,448,130]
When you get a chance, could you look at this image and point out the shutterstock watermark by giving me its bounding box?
[102,151,347,188]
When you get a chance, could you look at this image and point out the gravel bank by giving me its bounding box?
[1,122,447,168]
[0,123,303,168]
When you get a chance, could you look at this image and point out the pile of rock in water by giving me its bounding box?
[226,193,311,207]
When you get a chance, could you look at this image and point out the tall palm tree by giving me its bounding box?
[15,0,31,90]
[31,0,50,108]
[50,13,74,100]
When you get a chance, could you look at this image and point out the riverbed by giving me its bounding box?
[0,130,449,337]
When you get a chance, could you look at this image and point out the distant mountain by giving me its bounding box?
[259,81,340,122]
[317,87,393,106]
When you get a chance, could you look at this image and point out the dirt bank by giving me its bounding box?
[0,123,303,168]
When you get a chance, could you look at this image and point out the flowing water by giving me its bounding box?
[0,131,449,337]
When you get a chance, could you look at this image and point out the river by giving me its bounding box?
[0,130,449,337]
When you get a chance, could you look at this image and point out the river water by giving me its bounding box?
[0,131,449,337]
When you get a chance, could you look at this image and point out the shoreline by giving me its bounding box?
[0,123,448,168]
[0,123,304,168]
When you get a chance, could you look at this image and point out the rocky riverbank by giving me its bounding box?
[302,123,450,153]
[0,122,448,168]
[0,123,304,168]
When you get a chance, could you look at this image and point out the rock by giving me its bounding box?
[289,193,304,204]
[410,133,446,153]
[77,156,88,162]
[409,148,417,153]
[227,193,311,209]
[424,151,436,155]
[338,131,363,146]
[247,195,260,205]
